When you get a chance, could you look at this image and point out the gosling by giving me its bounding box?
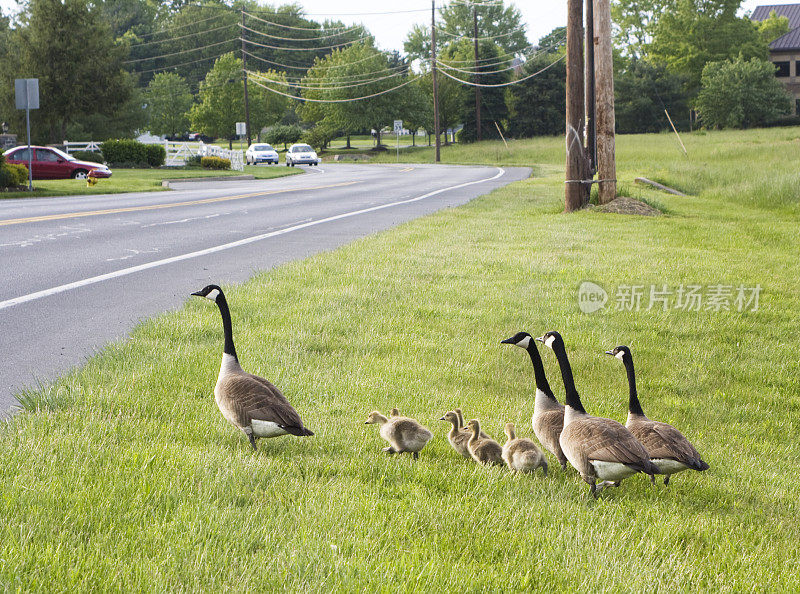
[364,410,432,460]
[440,410,472,458]
[466,419,504,466]
[502,422,548,475]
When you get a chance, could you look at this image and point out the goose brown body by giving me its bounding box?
[607,346,709,485]
[192,284,313,451]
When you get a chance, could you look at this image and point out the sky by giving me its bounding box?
[0,0,791,53]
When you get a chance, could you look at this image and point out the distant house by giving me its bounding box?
[752,4,800,113]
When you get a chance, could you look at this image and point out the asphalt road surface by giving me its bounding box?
[0,163,530,416]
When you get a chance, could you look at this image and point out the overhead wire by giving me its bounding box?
[248,68,409,90]
[247,73,420,102]
[241,34,372,53]
[241,23,364,42]
[128,23,236,49]
[131,12,227,40]
[435,53,566,87]
[124,38,237,64]
[243,11,356,34]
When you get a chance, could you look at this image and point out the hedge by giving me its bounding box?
[0,154,29,188]
[100,140,166,167]
[201,156,231,170]
[71,150,104,163]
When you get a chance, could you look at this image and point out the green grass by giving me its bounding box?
[2,129,800,591]
[0,166,302,199]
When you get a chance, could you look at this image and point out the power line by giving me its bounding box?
[124,38,237,64]
[132,12,227,40]
[131,49,236,74]
[248,69,409,90]
[435,53,565,87]
[244,51,407,82]
[128,23,236,49]
[247,73,420,102]
[243,11,356,34]
[241,34,372,53]
[241,23,364,43]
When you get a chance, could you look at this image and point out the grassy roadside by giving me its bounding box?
[0,165,302,199]
[2,130,799,590]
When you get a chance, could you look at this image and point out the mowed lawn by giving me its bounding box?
[1,128,799,591]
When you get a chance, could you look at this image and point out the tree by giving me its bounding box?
[614,58,689,133]
[506,52,566,137]
[298,42,406,147]
[11,0,134,143]
[694,57,791,129]
[611,0,673,57]
[648,0,769,96]
[146,72,192,137]
[755,10,790,45]
[189,53,288,148]
[264,124,302,150]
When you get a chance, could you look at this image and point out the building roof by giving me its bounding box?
[769,27,800,50]
[752,4,800,28]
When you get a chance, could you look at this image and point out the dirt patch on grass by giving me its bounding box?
[595,196,662,216]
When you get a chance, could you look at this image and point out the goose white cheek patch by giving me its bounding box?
[206,288,220,301]
[518,336,531,348]
[615,351,625,361]
[544,335,556,348]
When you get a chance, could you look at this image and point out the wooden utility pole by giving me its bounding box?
[565,0,589,212]
[585,0,596,174]
[473,5,482,141]
[595,0,617,203]
[241,8,252,147]
[431,0,441,162]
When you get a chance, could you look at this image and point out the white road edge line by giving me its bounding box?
[0,167,504,311]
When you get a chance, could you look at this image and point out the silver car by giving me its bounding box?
[245,143,279,165]
[285,144,319,167]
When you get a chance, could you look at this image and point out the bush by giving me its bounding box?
[302,125,337,151]
[0,155,28,188]
[185,155,203,168]
[264,124,303,150]
[145,144,166,167]
[201,156,231,170]
[71,150,104,163]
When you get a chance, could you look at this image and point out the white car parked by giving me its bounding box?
[245,143,279,165]
[285,144,320,167]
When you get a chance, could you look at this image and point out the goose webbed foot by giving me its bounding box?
[248,433,257,451]
[590,481,598,499]
[412,452,419,461]
[664,475,670,486]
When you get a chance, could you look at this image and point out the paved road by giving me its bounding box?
[0,163,530,416]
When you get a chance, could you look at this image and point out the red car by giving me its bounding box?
[3,145,112,180]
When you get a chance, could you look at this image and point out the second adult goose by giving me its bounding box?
[502,331,567,470]
[537,331,658,497]
[466,419,504,466]
[191,284,313,451]
[606,345,709,485]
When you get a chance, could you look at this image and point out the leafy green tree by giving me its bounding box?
[189,53,289,149]
[264,124,302,150]
[754,9,790,45]
[12,0,134,142]
[506,53,566,137]
[298,42,406,147]
[611,0,673,57]
[614,58,689,133]
[648,0,769,96]
[146,72,192,137]
[415,70,465,146]
[695,57,791,129]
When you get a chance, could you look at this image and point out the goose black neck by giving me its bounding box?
[526,342,556,400]
[623,355,644,416]
[215,293,238,360]
[552,341,585,413]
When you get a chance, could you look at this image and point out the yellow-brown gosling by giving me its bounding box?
[466,419,504,466]
[440,410,472,458]
[364,411,433,460]
[502,422,548,475]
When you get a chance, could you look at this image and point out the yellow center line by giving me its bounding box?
[0,181,359,227]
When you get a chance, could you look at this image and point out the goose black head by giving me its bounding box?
[535,330,562,350]
[191,284,223,302]
[605,345,631,361]
[501,331,533,349]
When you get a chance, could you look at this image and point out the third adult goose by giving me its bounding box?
[606,345,709,485]
[537,331,658,497]
[501,331,567,470]
[191,284,314,451]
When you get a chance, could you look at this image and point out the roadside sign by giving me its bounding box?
[393,120,403,134]
[15,79,39,110]
[235,121,246,136]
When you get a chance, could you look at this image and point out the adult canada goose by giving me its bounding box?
[440,411,472,458]
[191,284,313,450]
[466,419,504,466]
[501,331,568,471]
[537,331,658,497]
[364,411,433,460]
[502,422,548,475]
[605,345,709,485]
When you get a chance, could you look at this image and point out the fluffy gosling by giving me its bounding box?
[466,419,504,466]
[502,422,548,475]
[364,410,433,460]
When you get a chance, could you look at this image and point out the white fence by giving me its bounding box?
[63,140,102,154]
[164,141,244,171]
[63,139,244,171]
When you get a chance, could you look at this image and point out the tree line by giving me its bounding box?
[0,0,794,147]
